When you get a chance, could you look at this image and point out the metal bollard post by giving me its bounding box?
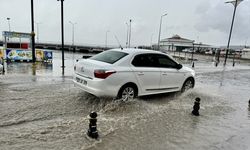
[192,97,200,116]
[1,57,5,73]
[192,61,195,68]
[87,111,99,139]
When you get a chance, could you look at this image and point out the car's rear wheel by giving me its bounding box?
[117,84,137,101]
[181,78,194,92]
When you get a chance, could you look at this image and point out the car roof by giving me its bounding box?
[108,48,164,55]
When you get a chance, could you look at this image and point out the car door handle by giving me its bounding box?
[138,72,144,76]
[162,73,167,75]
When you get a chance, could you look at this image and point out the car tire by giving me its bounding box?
[117,84,137,101]
[181,78,194,92]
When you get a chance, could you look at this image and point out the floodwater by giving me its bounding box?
[0,51,250,150]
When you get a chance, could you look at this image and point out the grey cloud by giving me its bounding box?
[195,0,211,14]
[195,1,250,43]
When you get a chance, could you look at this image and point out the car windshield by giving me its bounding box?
[89,50,128,64]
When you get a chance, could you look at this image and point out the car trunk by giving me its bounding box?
[75,59,111,79]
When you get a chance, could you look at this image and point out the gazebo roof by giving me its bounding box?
[161,34,194,43]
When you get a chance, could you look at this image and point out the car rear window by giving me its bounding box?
[89,51,128,64]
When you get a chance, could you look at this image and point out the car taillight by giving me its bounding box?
[94,69,116,79]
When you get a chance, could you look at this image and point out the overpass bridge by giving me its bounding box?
[0,40,118,53]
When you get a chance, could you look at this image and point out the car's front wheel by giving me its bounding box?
[117,84,137,101]
[181,78,194,92]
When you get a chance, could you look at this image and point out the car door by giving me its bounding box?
[130,54,161,93]
[155,54,184,90]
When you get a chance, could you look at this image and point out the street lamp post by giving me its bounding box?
[224,0,243,66]
[158,13,167,50]
[128,19,132,48]
[126,22,129,48]
[150,34,154,49]
[31,0,36,63]
[7,18,11,32]
[57,0,65,73]
[245,37,248,47]
[192,43,195,61]
[105,30,110,49]
[35,22,42,43]
[69,21,76,47]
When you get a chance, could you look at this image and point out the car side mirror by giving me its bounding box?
[176,64,182,69]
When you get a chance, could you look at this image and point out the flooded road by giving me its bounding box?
[0,51,250,150]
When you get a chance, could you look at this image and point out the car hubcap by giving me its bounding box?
[121,87,134,101]
[184,80,193,91]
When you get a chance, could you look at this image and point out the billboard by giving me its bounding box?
[0,47,4,58]
[43,50,53,61]
[5,49,52,62]
[36,49,44,61]
[6,49,32,61]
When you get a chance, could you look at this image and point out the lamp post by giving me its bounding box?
[158,13,167,50]
[128,19,132,48]
[7,18,11,32]
[150,34,154,49]
[31,0,36,63]
[192,42,195,61]
[105,30,110,49]
[35,22,42,43]
[57,0,65,73]
[126,22,129,48]
[224,0,243,66]
[69,21,76,47]
[245,37,248,48]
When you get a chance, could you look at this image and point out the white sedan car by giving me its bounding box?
[73,48,195,101]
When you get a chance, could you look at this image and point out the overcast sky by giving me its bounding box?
[0,0,249,47]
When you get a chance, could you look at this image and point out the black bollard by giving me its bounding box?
[192,97,200,116]
[192,61,195,68]
[2,63,5,73]
[215,62,218,67]
[87,111,99,139]
[1,57,4,73]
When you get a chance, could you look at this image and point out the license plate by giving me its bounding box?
[76,77,87,85]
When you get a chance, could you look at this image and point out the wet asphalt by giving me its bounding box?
[0,51,250,150]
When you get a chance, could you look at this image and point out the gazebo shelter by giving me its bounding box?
[155,34,212,52]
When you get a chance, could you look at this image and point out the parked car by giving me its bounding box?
[73,48,195,101]
[205,50,213,55]
[182,49,193,53]
[219,49,227,56]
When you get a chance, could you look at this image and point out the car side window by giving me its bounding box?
[132,54,157,67]
[155,54,177,68]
